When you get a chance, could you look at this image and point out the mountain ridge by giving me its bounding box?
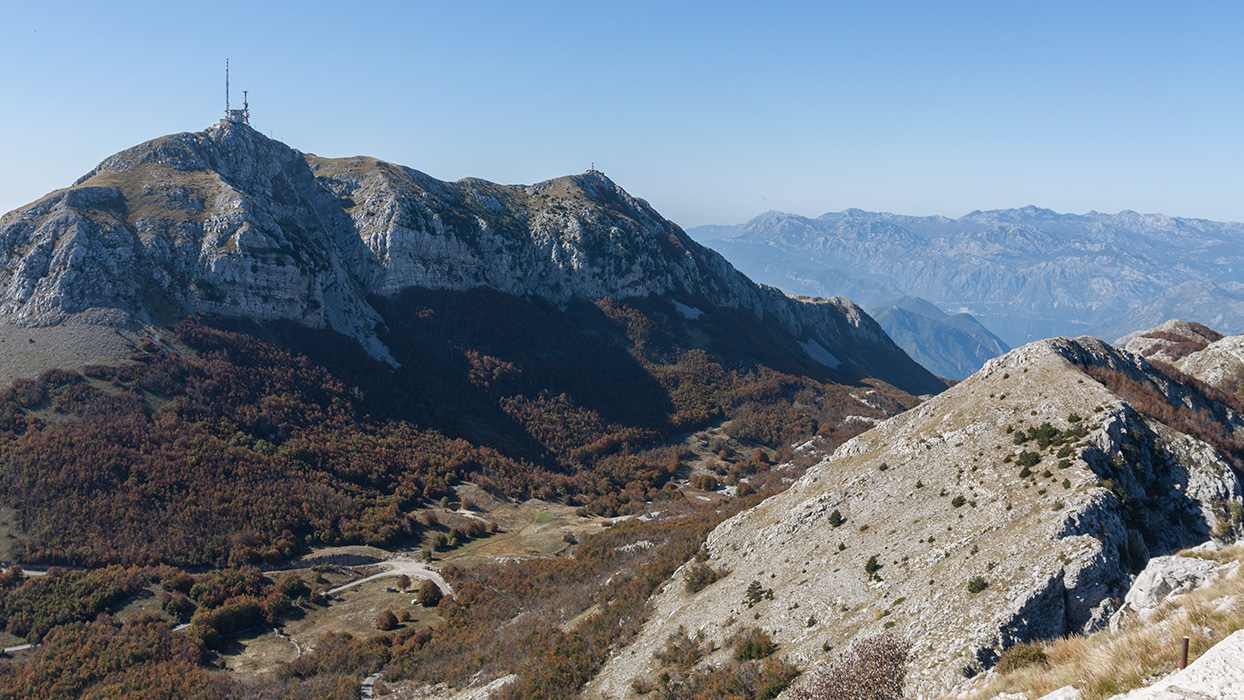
[869,295,1011,380]
[688,206,1244,348]
[586,331,1244,697]
[0,122,943,395]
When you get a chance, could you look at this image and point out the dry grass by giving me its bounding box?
[965,547,1244,700]
[430,500,606,568]
[1177,543,1244,563]
[220,577,441,677]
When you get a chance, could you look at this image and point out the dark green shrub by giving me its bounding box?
[951,495,966,508]
[829,509,844,527]
[745,580,773,606]
[1017,451,1041,467]
[967,576,988,594]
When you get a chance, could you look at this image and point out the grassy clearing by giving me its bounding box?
[220,577,441,677]
[428,499,604,568]
[0,630,26,648]
[965,546,1244,700]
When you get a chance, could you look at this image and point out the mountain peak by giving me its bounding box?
[0,126,943,394]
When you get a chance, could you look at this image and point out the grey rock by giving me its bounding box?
[1108,554,1234,630]
[1037,686,1081,700]
[0,123,944,394]
[1106,629,1244,699]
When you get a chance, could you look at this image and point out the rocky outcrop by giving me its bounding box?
[584,337,1244,698]
[1119,320,1222,364]
[0,123,942,394]
[1108,553,1236,630]
[1117,319,1244,399]
[1174,334,1244,397]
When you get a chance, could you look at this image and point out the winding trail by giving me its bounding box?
[327,559,452,597]
[361,672,382,699]
[272,626,302,656]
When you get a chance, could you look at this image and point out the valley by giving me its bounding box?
[689,208,1244,378]
[0,120,1240,700]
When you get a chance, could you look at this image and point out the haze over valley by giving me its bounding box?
[2,3,1244,700]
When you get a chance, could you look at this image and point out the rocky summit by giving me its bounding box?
[586,334,1244,698]
[1122,319,1244,397]
[0,122,941,395]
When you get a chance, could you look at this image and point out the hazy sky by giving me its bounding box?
[2,1,1243,227]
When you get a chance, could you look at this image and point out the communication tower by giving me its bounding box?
[222,59,250,125]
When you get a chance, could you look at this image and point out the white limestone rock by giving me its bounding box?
[0,122,944,393]
[1109,553,1237,630]
[1106,629,1244,699]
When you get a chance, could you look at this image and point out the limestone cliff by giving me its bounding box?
[585,337,1243,698]
[0,123,941,395]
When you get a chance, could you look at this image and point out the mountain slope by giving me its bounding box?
[0,122,942,396]
[687,208,1244,347]
[0,123,950,568]
[869,296,1010,380]
[586,336,1244,697]
[1122,320,1244,397]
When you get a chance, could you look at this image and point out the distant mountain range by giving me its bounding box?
[869,296,1010,380]
[688,207,1244,348]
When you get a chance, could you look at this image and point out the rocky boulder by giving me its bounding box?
[1109,553,1236,630]
[1107,629,1244,699]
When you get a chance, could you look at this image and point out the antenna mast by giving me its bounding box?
[221,60,251,125]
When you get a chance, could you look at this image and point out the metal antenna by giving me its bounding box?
[226,58,230,114]
[242,90,249,124]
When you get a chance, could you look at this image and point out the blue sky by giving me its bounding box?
[2,1,1243,227]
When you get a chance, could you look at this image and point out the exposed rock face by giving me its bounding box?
[1174,335,1244,397]
[1119,319,1244,397]
[585,337,1243,698]
[1119,320,1223,365]
[0,123,942,394]
[1109,553,1236,630]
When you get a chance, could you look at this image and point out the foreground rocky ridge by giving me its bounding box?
[586,335,1244,698]
[0,123,941,394]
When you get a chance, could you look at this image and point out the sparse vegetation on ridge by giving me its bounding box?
[962,545,1244,700]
